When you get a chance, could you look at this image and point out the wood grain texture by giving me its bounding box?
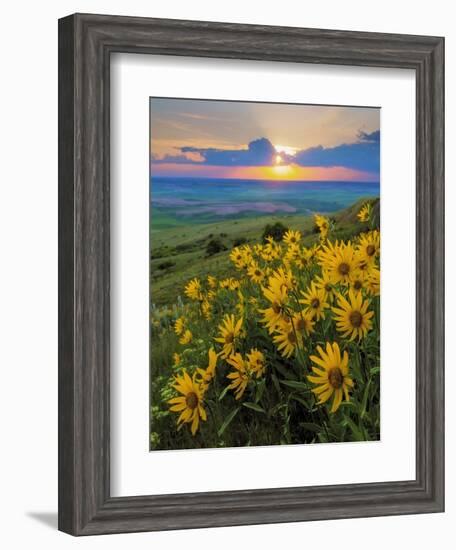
[58,13,445,536]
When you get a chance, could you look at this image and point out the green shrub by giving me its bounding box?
[206,238,227,256]
[261,222,288,243]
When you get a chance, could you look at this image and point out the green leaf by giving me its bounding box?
[217,407,240,437]
[270,403,287,415]
[290,394,312,409]
[243,402,266,413]
[339,401,356,409]
[370,366,380,376]
[343,416,364,441]
[360,379,372,419]
[255,379,266,404]
[279,379,309,391]
[271,373,282,394]
[273,362,295,380]
[218,385,230,401]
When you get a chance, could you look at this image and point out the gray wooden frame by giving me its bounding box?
[58,13,445,536]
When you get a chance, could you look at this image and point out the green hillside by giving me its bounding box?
[150,197,379,307]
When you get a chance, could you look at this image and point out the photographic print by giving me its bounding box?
[149,98,380,451]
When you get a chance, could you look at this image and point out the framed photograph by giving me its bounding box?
[58,13,444,535]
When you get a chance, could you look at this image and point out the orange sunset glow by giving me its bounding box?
[150,162,379,182]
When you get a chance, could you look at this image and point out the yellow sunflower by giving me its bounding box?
[226,353,251,400]
[307,342,353,413]
[366,267,380,296]
[229,278,240,291]
[283,229,301,246]
[273,324,303,358]
[308,244,320,262]
[260,277,289,332]
[294,247,311,270]
[314,214,330,239]
[173,353,181,367]
[318,241,357,285]
[284,242,301,264]
[207,275,217,289]
[355,257,370,275]
[179,329,192,345]
[357,202,371,222]
[230,247,247,269]
[214,314,243,358]
[357,230,380,265]
[168,371,207,435]
[261,237,282,262]
[299,281,329,320]
[269,267,296,291]
[314,272,337,303]
[246,348,266,377]
[184,278,203,301]
[349,268,368,295]
[196,348,218,392]
[201,299,212,320]
[291,310,315,336]
[219,277,240,291]
[236,291,246,317]
[332,289,374,340]
[174,317,185,336]
[247,261,265,284]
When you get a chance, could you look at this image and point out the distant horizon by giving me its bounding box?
[150,175,380,185]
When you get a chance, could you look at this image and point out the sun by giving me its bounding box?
[272,164,292,177]
[275,154,283,165]
[275,144,297,156]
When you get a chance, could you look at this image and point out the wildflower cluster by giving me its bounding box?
[155,201,380,447]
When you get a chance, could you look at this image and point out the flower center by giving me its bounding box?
[296,318,306,332]
[185,392,199,410]
[338,262,350,275]
[287,331,297,344]
[272,302,282,315]
[225,333,234,344]
[353,280,363,290]
[325,283,331,292]
[328,367,343,389]
[255,270,261,277]
[349,311,363,327]
[311,298,320,308]
[366,244,376,256]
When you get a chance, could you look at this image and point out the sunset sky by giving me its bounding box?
[150,98,380,182]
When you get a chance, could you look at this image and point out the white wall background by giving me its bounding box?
[0,1,452,548]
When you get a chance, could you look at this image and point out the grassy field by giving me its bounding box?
[150,197,379,307]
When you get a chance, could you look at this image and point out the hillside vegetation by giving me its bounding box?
[150,197,379,307]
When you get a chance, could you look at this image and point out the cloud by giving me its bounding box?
[293,130,380,172]
[180,137,277,166]
[357,129,380,143]
[151,153,194,164]
[151,131,380,173]
[151,151,204,164]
